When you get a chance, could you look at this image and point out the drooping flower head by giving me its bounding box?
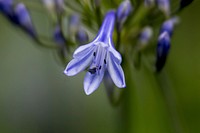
[14,3,36,37]
[64,10,126,95]
[155,31,170,72]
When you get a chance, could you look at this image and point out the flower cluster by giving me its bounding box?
[0,0,194,95]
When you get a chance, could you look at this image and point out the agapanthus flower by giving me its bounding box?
[14,3,36,37]
[64,10,126,95]
[75,27,89,44]
[116,0,133,31]
[54,25,66,46]
[0,0,19,23]
[139,26,153,46]
[160,17,179,37]
[155,31,170,72]
[0,0,13,18]
[68,14,80,36]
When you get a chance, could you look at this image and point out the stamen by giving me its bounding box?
[93,52,96,56]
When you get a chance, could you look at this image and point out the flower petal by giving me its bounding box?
[64,47,95,76]
[73,43,94,58]
[107,53,126,88]
[84,67,105,95]
[108,47,122,64]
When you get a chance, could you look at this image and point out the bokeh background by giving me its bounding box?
[0,1,200,133]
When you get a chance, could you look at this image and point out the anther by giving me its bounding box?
[88,68,96,74]
[104,59,106,64]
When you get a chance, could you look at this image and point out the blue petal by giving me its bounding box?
[108,47,122,64]
[73,43,94,58]
[64,46,95,76]
[107,53,126,88]
[84,67,105,95]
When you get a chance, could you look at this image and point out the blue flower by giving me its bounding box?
[0,0,13,18]
[139,26,153,46]
[64,10,126,95]
[54,25,66,46]
[14,3,36,37]
[75,27,89,44]
[116,0,133,30]
[160,17,179,37]
[0,0,19,23]
[155,31,170,72]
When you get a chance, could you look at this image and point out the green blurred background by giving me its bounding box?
[0,1,200,133]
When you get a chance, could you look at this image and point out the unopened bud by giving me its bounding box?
[15,3,36,37]
[155,31,171,72]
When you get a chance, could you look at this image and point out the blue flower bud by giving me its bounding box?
[75,28,89,44]
[156,0,170,16]
[0,0,13,18]
[68,14,80,35]
[116,0,133,30]
[155,31,171,72]
[54,25,66,46]
[180,0,194,10]
[139,26,153,46]
[14,3,36,37]
[160,17,179,37]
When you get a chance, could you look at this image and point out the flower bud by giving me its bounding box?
[139,26,153,46]
[116,0,133,31]
[75,28,89,44]
[0,0,13,18]
[15,3,36,37]
[68,14,80,36]
[160,16,179,37]
[54,25,66,46]
[155,31,171,72]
